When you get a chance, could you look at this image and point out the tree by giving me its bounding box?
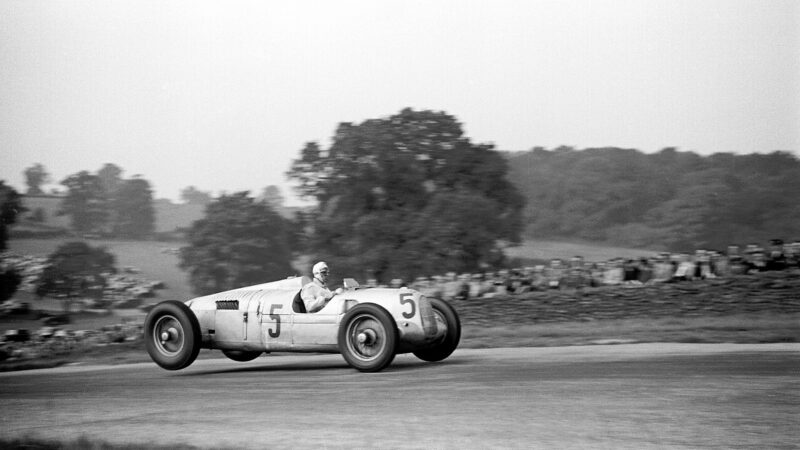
[0,181,24,251]
[0,268,21,302]
[111,177,155,238]
[60,171,108,235]
[23,163,50,195]
[97,163,123,194]
[60,166,156,238]
[97,163,123,234]
[286,108,525,282]
[179,192,294,295]
[261,185,285,210]
[36,241,116,313]
[642,169,730,249]
[181,186,212,206]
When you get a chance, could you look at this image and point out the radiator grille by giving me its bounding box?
[216,300,239,310]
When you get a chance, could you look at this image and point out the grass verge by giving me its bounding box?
[462,312,800,348]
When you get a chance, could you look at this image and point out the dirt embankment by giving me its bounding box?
[455,270,800,324]
[454,270,800,347]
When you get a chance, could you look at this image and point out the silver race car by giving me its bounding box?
[143,277,460,372]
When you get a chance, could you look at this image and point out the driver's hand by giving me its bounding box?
[334,288,344,295]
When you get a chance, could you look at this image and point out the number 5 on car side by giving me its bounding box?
[144,277,460,372]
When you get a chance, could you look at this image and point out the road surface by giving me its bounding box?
[1,343,798,449]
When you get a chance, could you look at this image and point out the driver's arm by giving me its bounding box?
[301,284,332,313]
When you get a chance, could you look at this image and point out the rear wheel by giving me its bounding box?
[222,350,262,362]
[338,303,397,372]
[144,300,201,370]
[413,298,461,362]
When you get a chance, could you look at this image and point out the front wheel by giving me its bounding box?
[222,350,262,362]
[413,298,461,362]
[144,300,201,370]
[338,303,398,372]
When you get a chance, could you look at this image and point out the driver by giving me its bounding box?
[301,261,341,313]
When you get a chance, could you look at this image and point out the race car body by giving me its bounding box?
[144,277,460,372]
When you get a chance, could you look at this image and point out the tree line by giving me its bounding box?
[507,147,800,251]
[21,163,157,239]
[18,163,289,240]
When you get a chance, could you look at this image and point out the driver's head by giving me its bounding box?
[312,261,330,283]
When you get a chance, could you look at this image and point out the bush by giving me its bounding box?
[0,268,21,302]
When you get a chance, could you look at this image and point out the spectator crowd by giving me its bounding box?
[0,253,162,364]
[0,253,165,309]
[1,321,142,363]
[387,239,800,301]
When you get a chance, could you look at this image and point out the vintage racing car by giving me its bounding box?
[143,276,460,372]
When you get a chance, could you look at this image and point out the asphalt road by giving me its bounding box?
[1,344,798,449]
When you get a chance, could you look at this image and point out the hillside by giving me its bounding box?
[16,195,306,236]
[505,148,800,251]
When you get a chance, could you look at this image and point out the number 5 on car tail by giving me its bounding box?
[400,292,416,319]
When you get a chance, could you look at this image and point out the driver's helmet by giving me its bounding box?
[312,261,329,277]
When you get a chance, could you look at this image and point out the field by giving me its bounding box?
[7,238,194,304]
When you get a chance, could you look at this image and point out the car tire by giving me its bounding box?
[413,298,461,362]
[338,303,398,372]
[144,300,201,370]
[222,350,262,362]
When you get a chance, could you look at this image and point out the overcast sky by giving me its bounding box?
[2,0,798,205]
